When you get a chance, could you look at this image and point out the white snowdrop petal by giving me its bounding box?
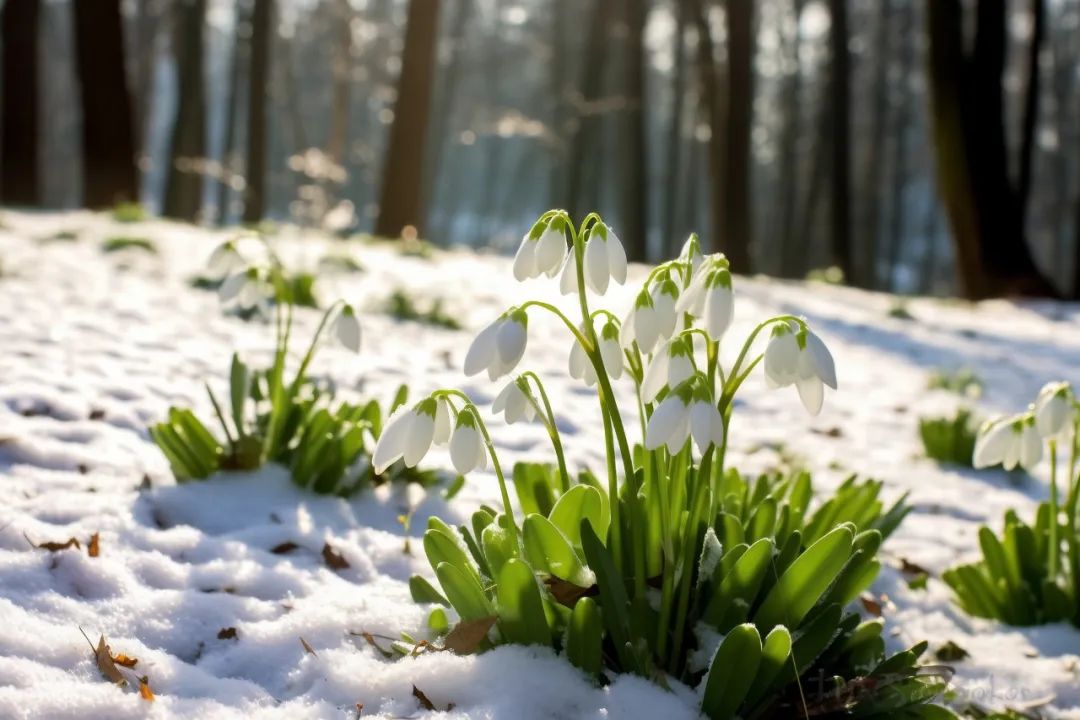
[689,402,715,454]
[433,398,452,445]
[559,252,579,296]
[373,410,412,473]
[464,320,501,377]
[652,290,677,342]
[644,396,684,450]
[450,425,482,474]
[667,413,691,454]
[805,331,837,390]
[334,313,361,353]
[703,287,734,340]
[403,413,435,467]
[584,237,610,294]
[1002,435,1021,471]
[536,228,568,276]
[640,350,671,403]
[505,386,527,423]
[667,354,694,389]
[569,340,589,380]
[601,338,623,379]
[764,333,799,387]
[512,236,539,281]
[1019,424,1043,470]
[796,377,824,416]
[973,423,1011,468]
[606,231,627,285]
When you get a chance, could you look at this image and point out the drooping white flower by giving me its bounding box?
[676,260,734,341]
[464,309,529,380]
[573,320,623,386]
[372,398,438,473]
[449,410,487,474]
[433,396,452,445]
[582,223,628,295]
[974,414,1042,471]
[689,399,725,454]
[652,278,680,343]
[641,336,695,403]
[512,216,568,281]
[492,377,538,424]
[763,321,837,416]
[644,391,692,453]
[207,240,247,277]
[1033,381,1074,439]
[218,266,273,311]
[559,250,579,296]
[569,336,597,386]
[679,234,704,277]
[621,290,658,354]
[332,304,361,353]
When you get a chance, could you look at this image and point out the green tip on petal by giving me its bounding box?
[415,397,438,418]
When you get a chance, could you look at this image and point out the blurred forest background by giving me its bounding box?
[2,0,1080,299]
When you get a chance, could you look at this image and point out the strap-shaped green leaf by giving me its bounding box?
[565,596,603,677]
[754,524,854,632]
[701,623,762,720]
[409,574,449,606]
[742,625,792,710]
[549,484,608,549]
[523,514,592,587]
[704,537,774,632]
[497,559,551,646]
[435,561,494,620]
[580,519,638,673]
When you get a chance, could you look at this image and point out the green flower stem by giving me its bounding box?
[1049,439,1060,578]
[653,446,682,665]
[288,300,345,397]
[521,371,570,495]
[437,389,519,545]
[669,446,713,674]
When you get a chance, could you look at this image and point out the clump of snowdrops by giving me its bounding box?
[919,407,981,468]
[151,238,440,495]
[375,210,954,719]
[947,381,1080,626]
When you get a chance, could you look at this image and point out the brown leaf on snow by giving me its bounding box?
[138,675,155,701]
[83,631,126,686]
[217,627,238,640]
[412,685,437,711]
[443,615,497,655]
[87,532,100,558]
[859,593,883,617]
[544,576,595,607]
[112,653,139,669]
[322,542,350,569]
[299,637,318,656]
[26,533,80,552]
[271,541,299,554]
[899,557,932,577]
[351,630,393,659]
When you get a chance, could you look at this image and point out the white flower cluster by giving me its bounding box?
[974,381,1077,471]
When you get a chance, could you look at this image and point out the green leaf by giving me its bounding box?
[754,524,854,631]
[435,561,494,621]
[743,625,792,709]
[580,519,638,673]
[229,353,249,436]
[523,514,592,587]
[701,623,762,720]
[565,596,603,677]
[549,484,608,550]
[496,559,551,646]
[423,526,480,585]
[704,537,774,632]
[482,520,516,579]
[410,575,449,606]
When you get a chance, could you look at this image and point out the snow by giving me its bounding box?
[1,209,1079,718]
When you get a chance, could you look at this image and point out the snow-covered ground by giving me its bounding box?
[1,210,1078,719]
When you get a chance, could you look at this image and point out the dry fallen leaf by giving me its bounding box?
[217,627,238,640]
[271,541,299,555]
[112,653,139,669]
[899,557,932,577]
[322,542,350,570]
[138,675,155,701]
[87,532,100,558]
[299,637,317,656]
[351,630,393,659]
[443,615,497,655]
[859,593,883,617]
[412,685,437,711]
[27,533,80,552]
[79,630,126,686]
[544,577,594,607]
[354,702,364,718]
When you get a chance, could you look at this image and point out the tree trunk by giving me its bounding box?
[858,1,890,288]
[72,0,138,208]
[242,0,271,224]
[374,0,441,238]
[1,0,41,206]
[216,2,248,225]
[925,0,1056,298]
[827,0,853,283]
[162,0,207,222]
[721,0,754,271]
[326,0,353,169]
[621,0,649,260]
[566,0,611,221]
[886,0,913,291]
[662,0,688,253]
[777,0,804,277]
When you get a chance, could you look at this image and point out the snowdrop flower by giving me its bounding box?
[372,398,438,473]
[641,336,695,403]
[207,240,246,276]
[677,259,734,341]
[582,223,627,295]
[449,410,487,474]
[974,414,1042,471]
[492,377,537,424]
[644,382,724,454]
[763,321,837,416]
[621,290,659,354]
[218,266,272,310]
[464,309,528,380]
[512,216,568,281]
[433,396,452,445]
[679,234,704,277]
[332,304,361,353]
[1033,381,1074,439]
[558,250,579,296]
[571,321,623,386]
[652,278,680,343]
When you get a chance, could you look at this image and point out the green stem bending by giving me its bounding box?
[522,372,570,494]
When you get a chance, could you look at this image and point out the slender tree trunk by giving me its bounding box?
[926,0,1056,298]
[72,0,138,208]
[621,0,649,260]
[133,0,162,153]
[163,0,207,222]
[886,0,913,291]
[326,0,353,169]
[216,3,248,225]
[663,1,688,252]
[1017,0,1044,224]
[374,0,441,238]
[778,0,804,277]
[721,0,754,271]
[242,0,272,224]
[566,0,611,221]
[827,0,853,283]
[1,0,41,206]
[859,1,890,288]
